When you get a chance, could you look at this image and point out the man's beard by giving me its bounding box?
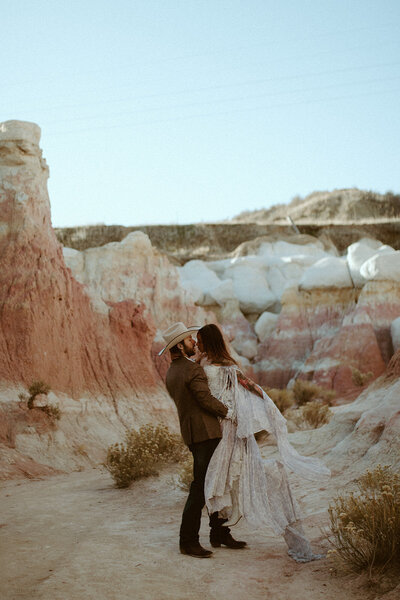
[182,339,195,357]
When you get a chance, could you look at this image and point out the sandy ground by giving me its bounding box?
[0,462,387,600]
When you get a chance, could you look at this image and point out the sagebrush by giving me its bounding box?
[27,380,51,409]
[292,379,335,406]
[105,424,188,488]
[25,380,61,420]
[287,401,332,429]
[351,368,373,387]
[265,388,294,413]
[328,465,400,575]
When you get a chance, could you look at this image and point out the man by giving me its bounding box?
[159,322,246,558]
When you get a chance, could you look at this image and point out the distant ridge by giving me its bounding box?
[230,188,400,223]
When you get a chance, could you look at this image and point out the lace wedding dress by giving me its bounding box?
[203,363,330,562]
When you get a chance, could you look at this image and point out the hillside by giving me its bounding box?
[232,188,400,223]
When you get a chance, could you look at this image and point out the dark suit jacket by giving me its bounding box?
[166,356,228,446]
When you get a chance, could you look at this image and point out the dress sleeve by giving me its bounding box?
[187,363,229,418]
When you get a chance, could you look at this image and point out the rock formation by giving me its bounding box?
[0,121,163,398]
[1,119,399,484]
[174,236,399,394]
[0,121,184,478]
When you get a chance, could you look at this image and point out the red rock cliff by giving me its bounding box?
[0,120,161,398]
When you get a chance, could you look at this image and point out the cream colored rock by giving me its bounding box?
[299,257,353,290]
[178,259,235,306]
[360,249,400,281]
[323,378,400,474]
[63,231,208,330]
[255,311,278,342]
[222,265,276,314]
[0,385,178,478]
[0,120,50,244]
[346,237,383,287]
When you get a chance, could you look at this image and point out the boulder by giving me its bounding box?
[360,250,400,281]
[254,312,278,342]
[346,237,383,287]
[222,265,276,314]
[299,257,353,290]
[178,260,222,305]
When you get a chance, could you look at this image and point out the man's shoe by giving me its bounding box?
[210,529,247,549]
[180,542,213,558]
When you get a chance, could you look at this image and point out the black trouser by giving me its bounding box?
[180,437,230,545]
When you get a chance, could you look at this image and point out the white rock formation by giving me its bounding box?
[255,311,278,342]
[323,378,400,474]
[63,231,208,330]
[222,265,276,314]
[299,256,353,290]
[231,334,258,360]
[178,260,235,306]
[360,250,400,282]
[391,317,400,353]
[346,237,384,287]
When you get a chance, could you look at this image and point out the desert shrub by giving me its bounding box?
[287,401,332,429]
[177,454,194,491]
[292,379,335,407]
[27,380,51,409]
[40,405,61,420]
[351,368,373,387]
[105,424,187,489]
[25,380,60,420]
[328,465,400,575]
[264,388,295,413]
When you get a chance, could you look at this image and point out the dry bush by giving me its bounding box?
[177,454,193,491]
[105,424,187,489]
[328,465,400,576]
[25,380,60,420]
[40,405,61,420]
[27,380,51,409]
[287,401,332,429]
[292,379,335,407]
[351,368,373,387]
[264,388,295,413]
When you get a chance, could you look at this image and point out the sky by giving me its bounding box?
[1,0,400,227]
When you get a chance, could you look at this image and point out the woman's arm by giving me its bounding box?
[236,371,264,398]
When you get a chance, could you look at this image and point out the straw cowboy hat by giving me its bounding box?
[158,322,200,356]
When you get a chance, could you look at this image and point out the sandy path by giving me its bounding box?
[0,465,376,600]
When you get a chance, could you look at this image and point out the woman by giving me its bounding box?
[196,323,330,562]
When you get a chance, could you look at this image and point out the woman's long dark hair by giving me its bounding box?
[198,324,238,366]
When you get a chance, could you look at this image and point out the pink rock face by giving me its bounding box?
[357,280,400,363]
[0,121,161,398]
[255,286,387,396]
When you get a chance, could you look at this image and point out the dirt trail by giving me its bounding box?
[0,464,380,600]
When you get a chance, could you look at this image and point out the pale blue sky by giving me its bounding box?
[2,0,400,227]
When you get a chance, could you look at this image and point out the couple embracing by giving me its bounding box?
[159,322,330,560]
